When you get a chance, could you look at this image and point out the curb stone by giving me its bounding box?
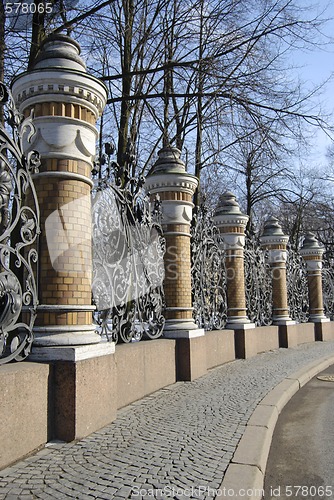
[219,353,334,500]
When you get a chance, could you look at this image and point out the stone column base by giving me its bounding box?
[51,348,117,442]
[226,320,255,330]
[29,340,115,362]
[163,319,206,381]
[233,324,259,359]
[28,341,116,442]
[33,305,101,347]
[163,319,205,339]
[314,319,334,341]
[235,325,280,359]
[33,326,102,347]
[272,317,294,325]
[279,322,315,348]
[176,336,207,381]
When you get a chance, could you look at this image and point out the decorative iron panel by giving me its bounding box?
[322,253,334,320]
[286,244,309,323]
[191,205,227,330]
[244,232,272,326]
[92,157,165,343]
[0,83,40,364]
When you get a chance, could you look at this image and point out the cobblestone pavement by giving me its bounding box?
[1,342,334,500]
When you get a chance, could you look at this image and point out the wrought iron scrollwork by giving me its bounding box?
[322,252,334,319]
[191,204,227,330]
[286,243,309,323]
[244,232,272,326]
[0,82,40,364]
[92,151,165,343]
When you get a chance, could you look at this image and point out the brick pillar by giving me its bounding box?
[260,216,292,325]
[11,35,108,351]
[213,192,252,329]
[145,147,203,339]
[300,233,328,322]
[10,36,117,441]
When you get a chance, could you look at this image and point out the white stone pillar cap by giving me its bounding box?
[213,192,248,228]
[33,34,86,71]
[145,147,198,194]
[260,216,289,247]
[11,34,107,118]
[300,232,324,258]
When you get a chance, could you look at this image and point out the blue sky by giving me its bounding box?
[291,1,334,168]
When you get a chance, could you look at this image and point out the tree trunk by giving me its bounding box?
[246,154,253,232]
[28,0,47,68]
[117,0,134,175]
[163,61,171,148]
[194,0,204,209]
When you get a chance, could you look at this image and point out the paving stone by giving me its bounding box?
[34,493,56,499]
[0,491,8,499]
[93,493,116,500]
[4,488,23,496]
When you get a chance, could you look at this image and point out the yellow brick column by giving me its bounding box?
[300,233,329,324]
[145,147,204,340]
[213,192,252,328]
[12,35,108,352]
[260,217,293,325]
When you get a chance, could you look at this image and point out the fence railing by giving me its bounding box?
[1,79,334,357]
[322,253,334,320]
[0,83,40,365]
[191,205,330,331]
[191,205,227,330]
[286,244,309,323]
[91,157,165,343]
[244,233,272,326]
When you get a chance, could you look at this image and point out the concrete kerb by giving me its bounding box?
[220,353,334,500]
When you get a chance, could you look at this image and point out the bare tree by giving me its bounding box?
[2,0,333,202]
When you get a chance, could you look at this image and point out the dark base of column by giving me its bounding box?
[314,320,334,341]
[234,329,251,359]
[278,322,315,348]
[234,325,279,359]
[176,336,207,381]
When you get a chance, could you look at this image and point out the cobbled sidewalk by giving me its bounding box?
[1,342,334,500]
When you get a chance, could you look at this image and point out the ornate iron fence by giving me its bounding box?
[91,154,165,343]
[191,205,227,330]
[322,252,334,319]
[244,232,272,326]
[286,244,309,322]
[0,83,40,364]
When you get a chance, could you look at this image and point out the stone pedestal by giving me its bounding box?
[301,232,330,341]
[260,217,292,325]
[214,192,252,328]
[300,233,327,321]
[11,35,117,441]
[278,322,315,348]
[260,217,296,346]
[314,321,334,341]
[213,192,256,358]
[145,147,206,380]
